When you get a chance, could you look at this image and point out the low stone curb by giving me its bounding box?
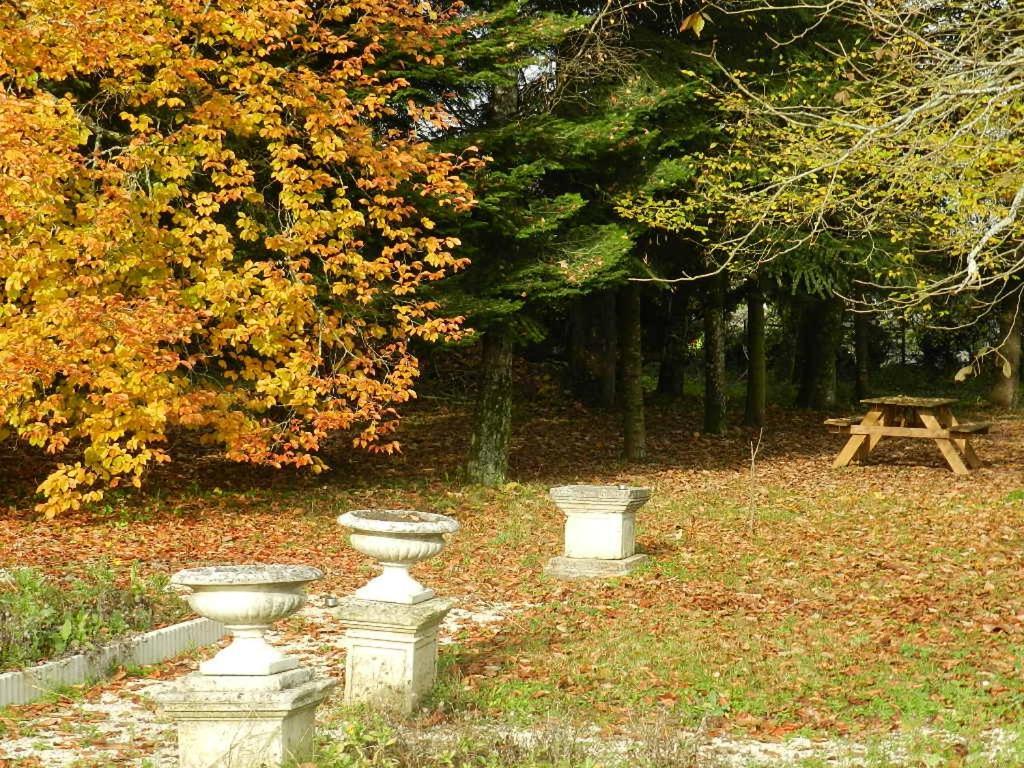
[0,617,226,707]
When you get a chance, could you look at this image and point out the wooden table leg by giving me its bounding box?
[868,406,890,454]
[918,410,970,474]
[961,441,982,470]
[938,406,982,469]
[857,407,887,461]
[834,408,884,468]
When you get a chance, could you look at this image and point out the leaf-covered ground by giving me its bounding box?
[1,398,1023,765]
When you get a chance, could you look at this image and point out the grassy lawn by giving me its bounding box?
[400,403,1022,740]
[425,479,1024,738]
[2,397,1023,762]
[309,714,1024,767]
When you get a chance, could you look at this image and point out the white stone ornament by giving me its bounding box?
[546,484,653,578]
[153,564,335,768]
[171,564,322,676]
[338,509,459,605]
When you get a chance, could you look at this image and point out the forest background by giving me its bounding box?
[0,0,1020,510]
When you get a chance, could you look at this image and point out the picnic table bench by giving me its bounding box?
[826,396,990,475]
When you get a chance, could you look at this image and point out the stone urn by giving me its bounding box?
[338,509,458,604]
[171,564,322,676]
[546,484,652,578]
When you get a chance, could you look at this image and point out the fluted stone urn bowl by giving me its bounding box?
[171,564,323,676]
[550,484,652,560]
[338,509,459,605]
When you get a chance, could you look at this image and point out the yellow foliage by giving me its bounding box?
[0,0,481,515]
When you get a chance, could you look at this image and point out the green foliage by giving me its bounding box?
[424,8,724,336]
[0,563,185,670]
[408,5,587,101]
[619,1,1024,312]
[614,10,871,298]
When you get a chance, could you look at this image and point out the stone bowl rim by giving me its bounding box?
[338,509,459,534]
[549,484,653,499]
[170,564,324,587]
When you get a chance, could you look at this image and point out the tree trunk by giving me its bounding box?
[657,288,689,397]
[567,298,589,397]
[620,284,646,460]
[990,305,1021,408]
[598,290,618,409]
[703,272,728,434]
[795,299,815,404]
[810,299,843,409]
[774,299,800,385]
[743,282,766,427]
[796,297,843,409]
[466,328,514,485]
[854,311,871,402]
[792,300,810,387]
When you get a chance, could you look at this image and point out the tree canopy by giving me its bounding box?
[2,0,1020,512]
[621,0,1024,312]
[0,0,481,515]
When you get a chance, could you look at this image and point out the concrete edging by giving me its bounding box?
[0,617,226,707]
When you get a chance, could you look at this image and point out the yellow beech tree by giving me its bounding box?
[0,0,480,515]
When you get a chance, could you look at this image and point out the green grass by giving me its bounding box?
[790,726,1024,767]
[0,562,187,671]
[406,478,1024,740]
[308,710,702,768]
[16,458,1021,746]
[305,710,1024,767]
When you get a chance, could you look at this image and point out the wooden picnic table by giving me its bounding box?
[825,395,990,475]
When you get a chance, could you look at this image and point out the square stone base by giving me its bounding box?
[564,511,638,559]
[335,596,452,714]
[150,670,335,768]
[544,553,649,580]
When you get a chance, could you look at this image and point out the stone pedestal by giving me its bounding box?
[150,669,335,768]
[152,564,333,768]
[545,554,649,579]
[335,596,452,714]
[545,484,652,579]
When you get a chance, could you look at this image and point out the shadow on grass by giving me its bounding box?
[1,391,1020,518]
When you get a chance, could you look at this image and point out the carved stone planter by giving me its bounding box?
[545,484,652,579]
[338,509,459,605]
[336,509,459,713]
[149,564,336,768]
[171,564,321,676]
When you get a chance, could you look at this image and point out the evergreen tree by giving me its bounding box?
[424,4,720,480]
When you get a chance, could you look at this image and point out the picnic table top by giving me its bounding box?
[860,396,957,408]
